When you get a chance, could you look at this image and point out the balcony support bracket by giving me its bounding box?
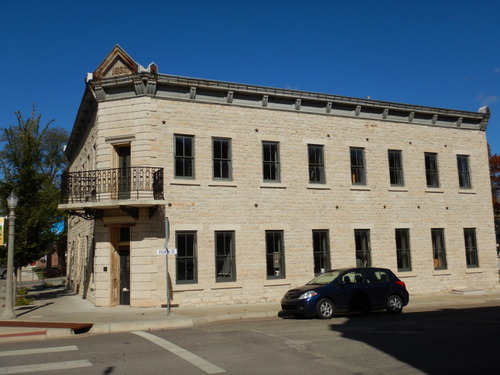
[149,205,161,219]
[67,209,103,221]
[120,205,139,220]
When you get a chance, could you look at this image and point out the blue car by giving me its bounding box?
[281,267,410,319]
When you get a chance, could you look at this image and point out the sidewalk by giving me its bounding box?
[1,279,500,343]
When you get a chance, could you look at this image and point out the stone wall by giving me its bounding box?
[66,95,498,307]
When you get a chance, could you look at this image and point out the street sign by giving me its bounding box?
[156,249,177,255]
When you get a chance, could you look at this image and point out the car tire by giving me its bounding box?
[1,270,5,279]
[316,298,335,319]
[386,294,403,314]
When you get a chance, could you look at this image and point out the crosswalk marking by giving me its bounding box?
[0,345,79,357]
[133,331,226,374]
[0,360,92,374]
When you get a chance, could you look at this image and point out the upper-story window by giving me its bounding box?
[174,135,194,178]
[262,141,280,182]
[457,154,472,189]
[308,144,325,183]
[388,150,404,187]
[350,147,366,185]
[425,152,439,188]
[213,137,232,180]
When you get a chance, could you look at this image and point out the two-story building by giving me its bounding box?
[59,45,498,308]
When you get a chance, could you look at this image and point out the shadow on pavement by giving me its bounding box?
[329,306,500,374]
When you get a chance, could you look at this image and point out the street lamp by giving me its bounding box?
[1,191,18,319]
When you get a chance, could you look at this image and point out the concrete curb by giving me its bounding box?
[90,316,194,334]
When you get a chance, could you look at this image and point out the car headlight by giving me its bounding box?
[298,291,318,300]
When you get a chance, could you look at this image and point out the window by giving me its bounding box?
[464,228,479,268]
[351,147,366,185]
[262,141,280,182]
[395,229,411,271]
[175,135,194,178]
[213,137,232,180]
[266,230,285,278]
[431,228,447,269]
[425,152,439,188]
[176,232,197,283]
[457,155,472,189]
[313,230,331,275]
[354,229,371,267]
[308,144,325,183]
[215,231,235,281]
[388,150,404,187]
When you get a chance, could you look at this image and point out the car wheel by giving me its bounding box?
[316,298,335,319]
[386,295,403,314]
[1,270,5,279]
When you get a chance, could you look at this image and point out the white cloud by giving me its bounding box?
[477,94,499,106]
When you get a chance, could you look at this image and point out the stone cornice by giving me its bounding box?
[65,71,490,162]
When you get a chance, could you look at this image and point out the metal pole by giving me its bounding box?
[164,217,170,316]
[1,198,16,319]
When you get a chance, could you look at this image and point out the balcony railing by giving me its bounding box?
[60,166,164,204]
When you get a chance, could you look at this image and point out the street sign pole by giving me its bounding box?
[164,217,170,316]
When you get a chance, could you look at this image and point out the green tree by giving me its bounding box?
[0,106,68,268]
[489,144,500,248]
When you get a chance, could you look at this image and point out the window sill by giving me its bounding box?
[433,269,451,276]
[171,181,201,186]
[465,267,483,274]
[264,282,291,287]
[307,184,331,190]
[425,188,444,193]
[458,189,476,195]
[397,272,417,278]
[211,285,242,290]
[388,187,408,192]
[208,181,238,188]
[350,186,370,191]
[261,183,287,189]
[174,287,204,292]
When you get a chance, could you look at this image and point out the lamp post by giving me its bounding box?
[1,192,18,319]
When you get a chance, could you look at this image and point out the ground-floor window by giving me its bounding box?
[432,228,447,269]
[312,230,330,275]
[176,231,197,283]
[355,229,371,267]
[464,228,479,268]
[215,231,236,282]
[395,228,411,271]
[266,230,285,278]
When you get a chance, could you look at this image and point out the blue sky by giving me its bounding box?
[1,1,499,153]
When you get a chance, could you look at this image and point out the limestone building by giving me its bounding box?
[59,46,498,307]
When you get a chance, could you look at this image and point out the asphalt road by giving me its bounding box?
[0,303,499,374]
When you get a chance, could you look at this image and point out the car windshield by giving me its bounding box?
[307,270,342,285]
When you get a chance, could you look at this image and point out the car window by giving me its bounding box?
[307,270,341,285]
[367,270,390,283]
[342,271,364,285]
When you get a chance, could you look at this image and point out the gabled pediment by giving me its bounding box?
[93,45,139,80]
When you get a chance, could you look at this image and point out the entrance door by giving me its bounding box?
[110,226,131,306]
[116,145,131,199]
[119,246,130,305]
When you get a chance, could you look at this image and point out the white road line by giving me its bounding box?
[133,331,226,374]
[0,345,79,357]
[0,360,92,374]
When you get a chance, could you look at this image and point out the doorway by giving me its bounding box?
[111,226,131,306]
[115,145,131,200]
[118,246,130,305]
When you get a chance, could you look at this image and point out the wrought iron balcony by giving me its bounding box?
[60,166,164,204]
